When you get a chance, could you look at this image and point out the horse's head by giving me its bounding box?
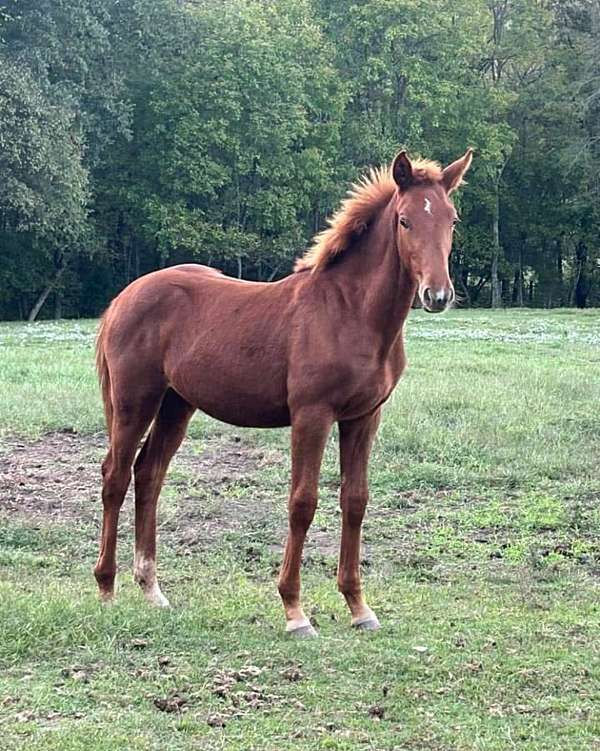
[392,149,473,313]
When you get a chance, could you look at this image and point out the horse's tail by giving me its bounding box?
[95,310,113,440]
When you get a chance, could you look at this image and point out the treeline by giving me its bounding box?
[0,0,598,319]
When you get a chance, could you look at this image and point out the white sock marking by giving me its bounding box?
[134,553,171,608]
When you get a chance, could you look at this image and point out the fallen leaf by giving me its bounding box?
[130,638,148,649]
[207,713,226,727]
[153,694,187,713]
[280,666,303,682]
[368,705,385,720]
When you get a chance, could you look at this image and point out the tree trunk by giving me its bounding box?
[556,237,564,307]
[517,239,524,306]
[457,273,471,306]
[28,282,55,322]
[28,263,66,322]
[471,276,489,304]
[54,291,63,319]
[490,177,502,308]
[512,267,523,306]
[574,240,590,308]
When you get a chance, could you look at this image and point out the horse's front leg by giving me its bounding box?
[338,408,382,630]
[278,406,333,637]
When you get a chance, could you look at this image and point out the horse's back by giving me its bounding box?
[101,264,298,427]
[104,263,283,332]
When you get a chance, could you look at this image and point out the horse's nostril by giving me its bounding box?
[434,288,452,305]
[423,288,433,305]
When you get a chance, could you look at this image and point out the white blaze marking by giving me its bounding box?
[424,197,432,215]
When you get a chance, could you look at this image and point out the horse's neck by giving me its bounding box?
[325,199,416,351]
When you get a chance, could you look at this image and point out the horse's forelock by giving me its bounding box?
[295,159,443,273]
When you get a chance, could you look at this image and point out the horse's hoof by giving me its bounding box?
[140,582,171,608]
[150,596,171,609]
[147,592,171,609]
[353,617,380,631]
[351,613,381,631]
[286,618,318,638]
[288,623,318,639]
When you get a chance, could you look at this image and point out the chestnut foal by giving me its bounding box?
[94,149,473,636]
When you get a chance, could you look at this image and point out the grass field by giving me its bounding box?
[0,309,599,750]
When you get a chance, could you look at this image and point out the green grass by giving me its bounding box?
[1,309,599,750]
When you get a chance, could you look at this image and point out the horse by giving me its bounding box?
[94,148,473,637]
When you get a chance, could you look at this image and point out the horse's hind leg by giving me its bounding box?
[133,389,195,607]
[94,389,164,601]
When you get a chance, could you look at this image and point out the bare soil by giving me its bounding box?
[1,430,108,522]
[0,430,290,551]
[0,430,416,564]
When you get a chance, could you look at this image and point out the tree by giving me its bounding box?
[0,0,598,317]
[0,0,129,318]
[105,0,345,282]
[0,55,89,319]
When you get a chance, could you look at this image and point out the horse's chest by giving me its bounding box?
[337,353,405,420]
[288,330,407,419]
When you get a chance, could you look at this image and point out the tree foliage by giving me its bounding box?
[0,0,598,318]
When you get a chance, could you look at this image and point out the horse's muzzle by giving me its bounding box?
[421,286,454,313]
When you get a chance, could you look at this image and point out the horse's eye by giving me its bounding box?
[399,217,410,230]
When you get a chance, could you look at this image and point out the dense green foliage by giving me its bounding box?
[0,0,598,318]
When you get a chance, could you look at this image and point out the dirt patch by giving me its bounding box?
[0,430,106,522]
[0,430,288,550]
[0,431,386,562]
[157,435,289,551]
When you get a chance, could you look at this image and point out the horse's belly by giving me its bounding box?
[169,359,290,428]
[196,396,290,428]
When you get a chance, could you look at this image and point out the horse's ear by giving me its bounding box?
[392,150,414,192]
[442,148,474,194]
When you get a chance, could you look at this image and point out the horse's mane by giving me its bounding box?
[294,158,443,273]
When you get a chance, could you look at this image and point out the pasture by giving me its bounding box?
[0,309,599,750]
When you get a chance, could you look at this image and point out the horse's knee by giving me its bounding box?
[101,466,131,507]
[289,490,318,531]
[134,455,165,510]
[101,453,112,479]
